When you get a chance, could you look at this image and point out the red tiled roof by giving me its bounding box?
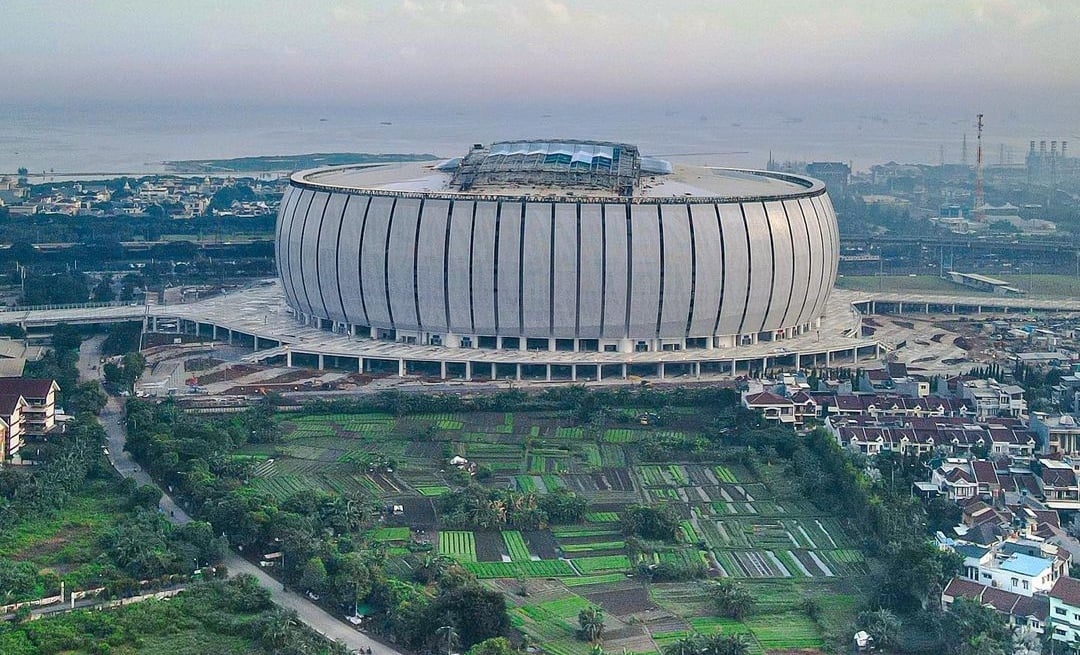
[743,391,793,406]
[0,393,26,417]
[945,468,975,484]
[972,461,1000,486]
[0,377,57,398]
[1040,468,1077,488]
[1050,576,1080,606]
[943,577,985,600]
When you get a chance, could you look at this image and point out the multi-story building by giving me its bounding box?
[0,394,28,462]
[958,378,1028,419]
[1032,413,1080,456]
[0,378,60,437]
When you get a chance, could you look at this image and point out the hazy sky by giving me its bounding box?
[5,0,1080,118]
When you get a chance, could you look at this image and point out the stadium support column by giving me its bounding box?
[358,357,365,373]
[545,365,552,382]
[657,363,665,379]
[285,349,292,367]
[212,324,218,340]
[515,364,522,381]
[465,361,472,381]
[398,359,406,377]
[440,361,447,380]
[596,364,602,382]
[317,354,324,370]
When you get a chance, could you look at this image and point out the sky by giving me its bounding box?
[4,0,1080,120]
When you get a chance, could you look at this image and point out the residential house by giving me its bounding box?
[741,391,796,425]
[1032,413,1080,456]
[1049,577,1080,646]
[942,578,1048,635]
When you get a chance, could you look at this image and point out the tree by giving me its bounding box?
[710,579,755,620]
[435,624,462,655]
[857,609,901,650]
[466,637,516,655]
[621,504,680,540]
[131,482,163,509]
[299,556,328,594]
[578,606,605,644]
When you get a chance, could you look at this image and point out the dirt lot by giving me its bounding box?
[583,585,656,616]
[474,531,506,562]
[523,530,559,559]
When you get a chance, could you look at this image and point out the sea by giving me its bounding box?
[0,103,1069,178]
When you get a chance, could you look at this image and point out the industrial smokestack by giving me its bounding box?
[1041,141,1047,154]
[1051,141,1058,157]
[1030,140,1036,153]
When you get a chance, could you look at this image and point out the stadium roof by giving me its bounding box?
[296,161,820,203]
[450,140,644,195]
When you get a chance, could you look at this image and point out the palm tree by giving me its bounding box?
[435,623,461,655]
[578,606,605,644]
[702,634,749,655]
[662,635,703,655]
[857,608,901,650]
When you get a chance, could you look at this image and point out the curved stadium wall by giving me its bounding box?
[275,169,838,353]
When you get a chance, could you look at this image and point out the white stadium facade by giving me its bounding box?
[275,140,845,373]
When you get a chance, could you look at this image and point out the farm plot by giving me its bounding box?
[502,531,533,561]
[465,560,575,578]
[474,531,507,562]
[572,555,632,574]
[438,530,477,562]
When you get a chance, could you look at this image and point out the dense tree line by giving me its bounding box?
[123,399,510,651]
[0,575,344,655]
[437,485,588,530]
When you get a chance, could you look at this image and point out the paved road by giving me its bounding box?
[78,336,402,655]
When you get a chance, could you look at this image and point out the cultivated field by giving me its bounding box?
[251,408,867,653]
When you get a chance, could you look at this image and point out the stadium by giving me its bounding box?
[274,139,838,361]
[276,139,839,366]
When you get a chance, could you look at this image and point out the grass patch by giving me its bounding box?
[464,560,575,578]
[571,555,631,574]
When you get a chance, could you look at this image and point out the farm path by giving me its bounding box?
[79,336,405,655]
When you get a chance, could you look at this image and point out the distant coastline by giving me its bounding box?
[163,152,439,173]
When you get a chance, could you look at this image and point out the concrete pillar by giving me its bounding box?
[253,336,259,352]
[571,365,577,382]
[440,361,447,379]
[694,362,701,378]
[548,339,555,352]
[596,364,602,382]
[398,359,406,377]
[358,357,365,373]
[515,364,522,381]
[285,349,292,367]
[657,363,665,379]
[212,324,218,340]
[465,361,472,381]
[545,365,552,382]
[491,363,497,380]
[317,354,324,370]
[825,351,831,367]
[621,363,627,379]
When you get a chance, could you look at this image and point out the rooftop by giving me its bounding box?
[292,140,820,201]
[998,553,1053,577]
